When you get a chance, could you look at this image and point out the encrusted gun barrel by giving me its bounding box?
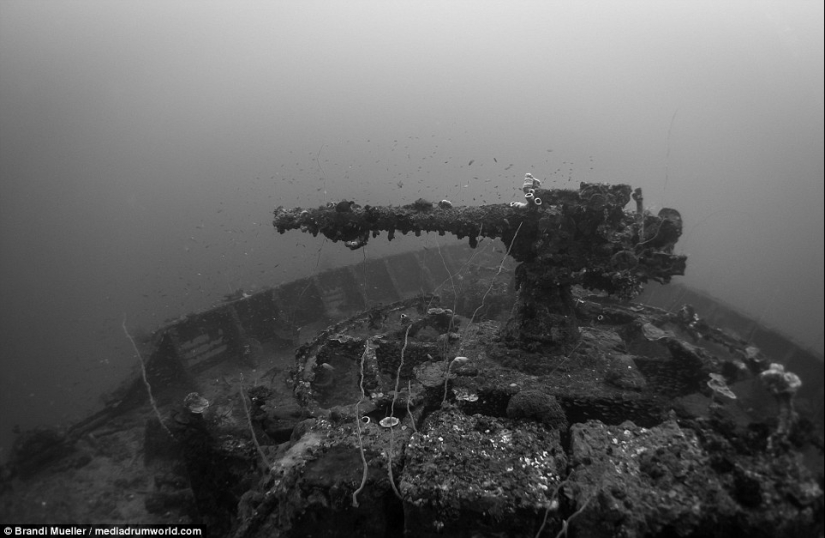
[273,180,686,349]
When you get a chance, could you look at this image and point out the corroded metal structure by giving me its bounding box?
[2,177,820,537]
[273,180,687,349]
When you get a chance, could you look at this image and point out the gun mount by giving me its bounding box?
[273,178,687,351]
[2,175,819,536]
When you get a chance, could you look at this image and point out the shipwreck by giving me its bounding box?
[1,176,822,537]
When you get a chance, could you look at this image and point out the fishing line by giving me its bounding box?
[352,341,370,507]
[122,314,172,437]
[466,221,522,327]
[361,245,368,310]
[680,209,756,251]
[239,373,272,470]
[433,233,460,318]
[444,222,523,401]
[426,225,492,310]
[288,237,328,341]
[316,143,328,203]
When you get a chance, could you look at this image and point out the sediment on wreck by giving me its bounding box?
[4,174,820,535]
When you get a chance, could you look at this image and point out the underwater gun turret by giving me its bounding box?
[273,175,687,350]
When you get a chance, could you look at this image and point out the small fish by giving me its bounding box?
[493,157,497,163]
[468,159,474,166]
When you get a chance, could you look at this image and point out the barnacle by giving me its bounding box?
[345,238,367,250]
[379,416,400,428]
[183,392,210,414]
